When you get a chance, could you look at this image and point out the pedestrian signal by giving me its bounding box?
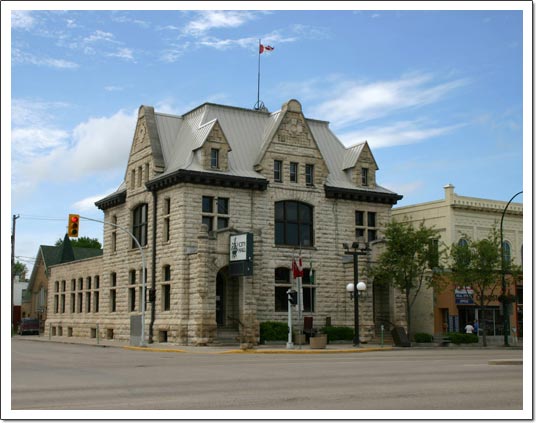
[287,289,298,305]
[68,214,80,237]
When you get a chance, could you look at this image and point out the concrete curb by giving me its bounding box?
[123,345,394,354]
[488,359,523,365]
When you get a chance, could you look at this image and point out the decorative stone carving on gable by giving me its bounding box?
[255,99,329,185]
[125,106,165,195]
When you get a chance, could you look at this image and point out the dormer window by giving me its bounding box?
[362,168,369,186]
[210,148,220,169]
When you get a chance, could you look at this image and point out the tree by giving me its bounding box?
[448,228,502,347]
[371,219,442,336]
[55,236,102,249]
[13,261,28,279]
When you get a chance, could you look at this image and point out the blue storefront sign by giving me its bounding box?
[455,287,474,305]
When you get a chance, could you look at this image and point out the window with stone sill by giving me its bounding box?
[162,284,171,311]
[275,201,314,247]
[132,203,148,247]
[210,148,220,169]
[274,160,283,182]
[355,210,377,242]
[202,196,230,232]
[163,197,171,242]
[361,167,369,186]
[70,293,75,313]
[305,164,314,186]
[290,162,298,183]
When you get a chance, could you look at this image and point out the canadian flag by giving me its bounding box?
[292,257,303,278]
[259,44,274,54]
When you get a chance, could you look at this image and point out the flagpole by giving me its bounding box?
[256,39,261,109]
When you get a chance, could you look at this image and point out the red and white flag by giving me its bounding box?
[292,256,303,278]
[259,44,274,54]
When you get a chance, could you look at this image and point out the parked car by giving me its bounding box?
[18,318,39,335]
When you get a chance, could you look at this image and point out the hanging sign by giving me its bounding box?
[229,233,253,276]
[455,286,474,305]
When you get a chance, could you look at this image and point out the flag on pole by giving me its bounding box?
[309,257,314,284]
[259,44,274,54]
[292,256,303,279]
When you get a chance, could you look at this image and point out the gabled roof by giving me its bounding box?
[27,241,103,291]
[342,141,379,171]
[98,99,401,206]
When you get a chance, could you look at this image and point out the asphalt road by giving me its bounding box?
[10,339,524,416]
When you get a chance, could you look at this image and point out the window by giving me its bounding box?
[302,268,316,313]
[355,210,377,242]
[132,203,148,247]
[275,201,314,246]
[111,215,117,252]
[78,292,83,313]
[137,166,142,187]
[144,163,149,182]
[78,278,83,290]
[202,196,230,231]
[274,268,291,312]
[111,272,117,287]
[274,160,283,182]
[305,164,314,186]
[61,295,65,313]
[95,276,100,289]
[210,148,220,169]
[362,168,369,186]
[55,281,59,292]
[70,293,76,313]
[71,279,76,291]
[129,270,137,312]
[290,162,298,183]
[131,169,136,190]
[87,277,92,290]
[163,198,171,242]
[163,265,171,281]
[162,284,171,311]
[94,291,99,313]
[54,295,59,314]
[110,289,117,313]
[86,292,91,313]
[61,280,66,292]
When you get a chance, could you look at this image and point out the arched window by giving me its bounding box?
[275,201,314,246]
[132,203,148,247]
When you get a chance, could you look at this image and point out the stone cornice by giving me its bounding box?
[95,190,127,210]
[146,169,269,192]
[324,185,403,204]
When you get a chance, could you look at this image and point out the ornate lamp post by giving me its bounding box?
[500,191,522,347]
[343,240,369,346]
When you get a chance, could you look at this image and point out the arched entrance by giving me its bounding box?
[215,267,240,330]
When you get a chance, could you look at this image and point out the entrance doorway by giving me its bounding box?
[215,267,239,330]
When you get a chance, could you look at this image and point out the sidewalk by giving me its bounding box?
[14,335,393,354]
[14,334,522,354]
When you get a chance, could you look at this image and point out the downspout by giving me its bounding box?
[149,190,158,343]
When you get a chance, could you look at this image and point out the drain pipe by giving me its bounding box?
[149,190,158,343]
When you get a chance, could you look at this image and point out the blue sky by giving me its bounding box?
[2,3,530,274]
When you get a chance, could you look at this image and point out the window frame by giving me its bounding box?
[290,162,298,183]
[305,164,314,186]
[274,160,283,182]
[210,148,220,169]
[275,200,314,247]
[132,203,148,248]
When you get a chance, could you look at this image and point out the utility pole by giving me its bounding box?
[11,214,20,333]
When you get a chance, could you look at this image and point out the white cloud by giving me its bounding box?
[83,30,116,44]
[384,180,425,197]
[12,108,137,194]
[311,73,468,128]
[107,47,134,61]
[339,120,465,149]
[11,11,35,30]
[72,190,116,211]
[183,11,256,36]
[12,48,79,69]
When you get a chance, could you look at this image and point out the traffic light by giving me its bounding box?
[287,289,298,305]
[68,214,80,237]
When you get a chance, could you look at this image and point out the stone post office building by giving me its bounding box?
[46,99,406,346]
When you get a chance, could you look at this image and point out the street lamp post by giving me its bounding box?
[343,240,368,346]
[500,191,522,347]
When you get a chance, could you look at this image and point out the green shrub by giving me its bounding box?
[414,332,434,343]
[446,332,479,344]
[259,321,288,342]
[322,326,354,342]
